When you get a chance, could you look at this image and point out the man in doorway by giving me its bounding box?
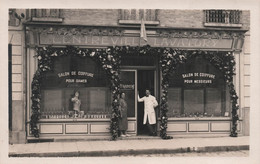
[138,89,158,136]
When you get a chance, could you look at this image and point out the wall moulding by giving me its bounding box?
[27,26,246,39]
[25,25,246,50]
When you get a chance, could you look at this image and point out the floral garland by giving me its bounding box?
[159,48,186,139]
[159,49,239,138]
[30,46,121,140]
[30,45,239,140]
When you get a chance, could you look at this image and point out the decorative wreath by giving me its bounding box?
[30,45,239,140]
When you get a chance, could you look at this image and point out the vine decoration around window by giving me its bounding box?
[30,45,239,139]
[30,46,121,139]
[160,49,239,138]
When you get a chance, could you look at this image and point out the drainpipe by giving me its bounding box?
[8,43,12,131]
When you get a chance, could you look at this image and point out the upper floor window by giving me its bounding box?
[204,10,242,27]
[31,9,63,22]
[119,9,159,25]
[31,9,60,18]
[119,9,158,21]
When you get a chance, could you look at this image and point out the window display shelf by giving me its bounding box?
[38,118,111,122]
[167,117,233,121]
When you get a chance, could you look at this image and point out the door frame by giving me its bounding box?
[120,67,158,135]
[119,69,138,134]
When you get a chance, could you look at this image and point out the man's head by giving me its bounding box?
[145,89,151,97]
[120,92,126,99]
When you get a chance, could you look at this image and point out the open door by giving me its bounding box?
[137,70,155,135]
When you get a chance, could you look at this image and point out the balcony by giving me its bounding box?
[31,9,63,22]
[204,10,242,28]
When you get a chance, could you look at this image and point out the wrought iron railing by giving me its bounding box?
[205,10,241,24]
[119,9,158,21]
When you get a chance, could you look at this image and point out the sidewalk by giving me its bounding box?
[9,136,249,157]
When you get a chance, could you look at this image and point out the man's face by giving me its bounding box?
[121,93,125,99]
[145,90,150,96]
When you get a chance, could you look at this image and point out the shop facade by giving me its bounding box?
[9,9,250,143]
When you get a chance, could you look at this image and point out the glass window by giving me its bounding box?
[121,55,155,66]
[168,88,181,117]
[119,9,158,21]
[119,71,136,117]
[40,55,111,119]
[204,10,241,24]
[184,89,204,114]
[167,55,231,118]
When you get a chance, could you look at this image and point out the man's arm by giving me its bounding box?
[137,94,144,102]
[153,97,158,108]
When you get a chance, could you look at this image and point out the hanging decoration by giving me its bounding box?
[31,45,239,140]
[30,46,121,140]
[159,50,239,138]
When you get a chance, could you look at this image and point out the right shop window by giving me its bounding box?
[167,55,231,118]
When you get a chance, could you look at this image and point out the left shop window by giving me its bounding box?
[40,55,112,119]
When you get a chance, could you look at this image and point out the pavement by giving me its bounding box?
[8,136,249,157]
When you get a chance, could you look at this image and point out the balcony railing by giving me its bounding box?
[118,9,159,25]
[204,10,242,27]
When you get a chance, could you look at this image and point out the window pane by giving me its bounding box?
[40,56,111,119]
[184,89,204,115]
[225,85,231,117]
[42,90,63,112]
[89,88,111,113]
[168,53,231,118]
[205,88,222,116]
[119,71,136,117]
[168,88,182,117]
[124,90,135,117]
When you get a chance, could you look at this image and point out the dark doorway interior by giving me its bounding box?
[137,70,155,135]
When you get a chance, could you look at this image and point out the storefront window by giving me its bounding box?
[40,55,111,119]
[167,55,231,118]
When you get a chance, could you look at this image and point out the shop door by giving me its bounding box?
[137,70,155,135]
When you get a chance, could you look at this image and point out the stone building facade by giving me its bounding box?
[8,9,250,143]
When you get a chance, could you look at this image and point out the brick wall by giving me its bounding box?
[59,9,250,31]
[158,10,204,28]
[62,9,119,26]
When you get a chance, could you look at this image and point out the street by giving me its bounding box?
[114,150,249,157]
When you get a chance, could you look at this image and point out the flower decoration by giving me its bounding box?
[31,45,239,140]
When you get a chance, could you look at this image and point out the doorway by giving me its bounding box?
[137,70,155,135]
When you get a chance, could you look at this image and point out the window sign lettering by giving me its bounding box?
[119,84,135,90]
[57,71,94,84]
[57,71,94,78]
[182,72,215,84]
[40,56,111,119]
